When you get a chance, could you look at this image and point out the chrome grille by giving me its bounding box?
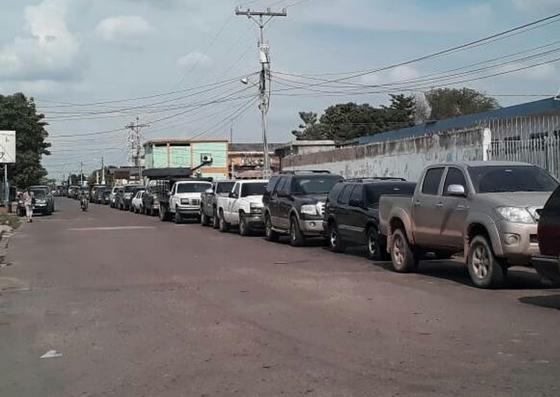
[318,202,325,216]
[191,199,200,206]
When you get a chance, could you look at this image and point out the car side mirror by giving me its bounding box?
[229,192,238,198]
[349,198,363,207]
[205,188,213,194]
[447,184,466,197]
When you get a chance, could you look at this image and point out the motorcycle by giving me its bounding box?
[80,196,89,212]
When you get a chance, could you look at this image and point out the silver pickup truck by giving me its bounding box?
[379,161,558,288]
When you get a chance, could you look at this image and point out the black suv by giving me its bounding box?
[324,178,416,260]
[263,171,343,246]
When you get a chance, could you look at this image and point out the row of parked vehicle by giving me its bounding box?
[90,161,560,289]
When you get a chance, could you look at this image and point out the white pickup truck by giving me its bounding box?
[216,180,269,236]
[167,180,212,224]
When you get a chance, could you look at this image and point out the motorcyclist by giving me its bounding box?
[80,190,89,211]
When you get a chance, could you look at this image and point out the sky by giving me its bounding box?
[1,0,560,180]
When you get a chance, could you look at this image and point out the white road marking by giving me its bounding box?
[66,226,156,232]
[40,350,62,359]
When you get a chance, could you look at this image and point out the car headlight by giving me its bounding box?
[180,198,190,205]
[301,204,318,216]
[496,207,536,224]
[36,199,46,204]
[250,203,263,213]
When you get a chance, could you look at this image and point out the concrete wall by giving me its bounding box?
[284,128,487,182]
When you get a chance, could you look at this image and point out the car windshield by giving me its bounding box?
[292,176,342,195]
[241,182,267,197]
[365,183,416,207]
[177,183,212,193]
[124,186,136,192]
[216,182,235,194]
[468,166,558,193]
[30,190,46,198]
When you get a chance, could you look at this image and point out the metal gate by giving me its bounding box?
[488,135,560,179]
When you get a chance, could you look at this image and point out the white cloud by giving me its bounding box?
[361,65,421,85]
[96,16,154,42]
[0,0,81,82]
[512,0,560,11]
[177,52,212,68]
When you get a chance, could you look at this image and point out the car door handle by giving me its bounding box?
[413,201,421,207]
[456,205,467,211]
[435,203,444,208]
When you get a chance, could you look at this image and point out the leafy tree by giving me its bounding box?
[292,94,417,141]
[0,93,51,187]
[291,112,327,140]
[425,88,499,120]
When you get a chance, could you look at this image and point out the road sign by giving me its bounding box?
[0,131,16,164]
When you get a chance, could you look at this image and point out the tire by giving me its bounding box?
[212,211,220,229]
[239,213,250,236]
[265,214,279,242]
[327,221,345,253]
[200,210,210,227]
[219,210,230,233]
[174,208,182,224]
[159,206,169,222]
[366,226,386,261]
[467,235,506,289]
[289,216,305,247]
[390,228,418,273]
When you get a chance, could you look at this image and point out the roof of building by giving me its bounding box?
[351,97,560,146]
[143,138,229,146]
[275,140,337,150]
[229,143,284,152]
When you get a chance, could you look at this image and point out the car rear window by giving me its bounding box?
[216,182,235,194]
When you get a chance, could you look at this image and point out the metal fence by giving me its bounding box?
[488,135,560,179]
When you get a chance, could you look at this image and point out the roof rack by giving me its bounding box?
[344,177,407,182]
[278,170,331,175]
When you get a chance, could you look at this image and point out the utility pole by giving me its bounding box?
[125,117,150,182]
[230,119,235,179]
[80,161,83,186]
[235,7,287,179]
[101,157,106,185]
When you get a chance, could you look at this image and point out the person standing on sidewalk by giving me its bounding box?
[22,189,34,223]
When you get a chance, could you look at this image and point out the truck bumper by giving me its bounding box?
[246,213,264,229]
[177,206,200,217]
[532,255,560,282]
[495,220,540,264]
[299,219,324,236]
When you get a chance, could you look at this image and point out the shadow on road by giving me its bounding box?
[519,295,560,310]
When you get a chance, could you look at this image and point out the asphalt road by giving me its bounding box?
[1,198,559,397]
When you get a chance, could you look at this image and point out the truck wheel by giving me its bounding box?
[328,221,345,253]
[391,228,418,273]
[265,214,279,242]
[239,213,250,236]
[290,216,305,247]
[219,210,230,233]
[159,206,169,222]
[212,211,220,229]
[174,208,182,224]
[200,210,210,227]
[467,235,505,289]
[366,226,386,261]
